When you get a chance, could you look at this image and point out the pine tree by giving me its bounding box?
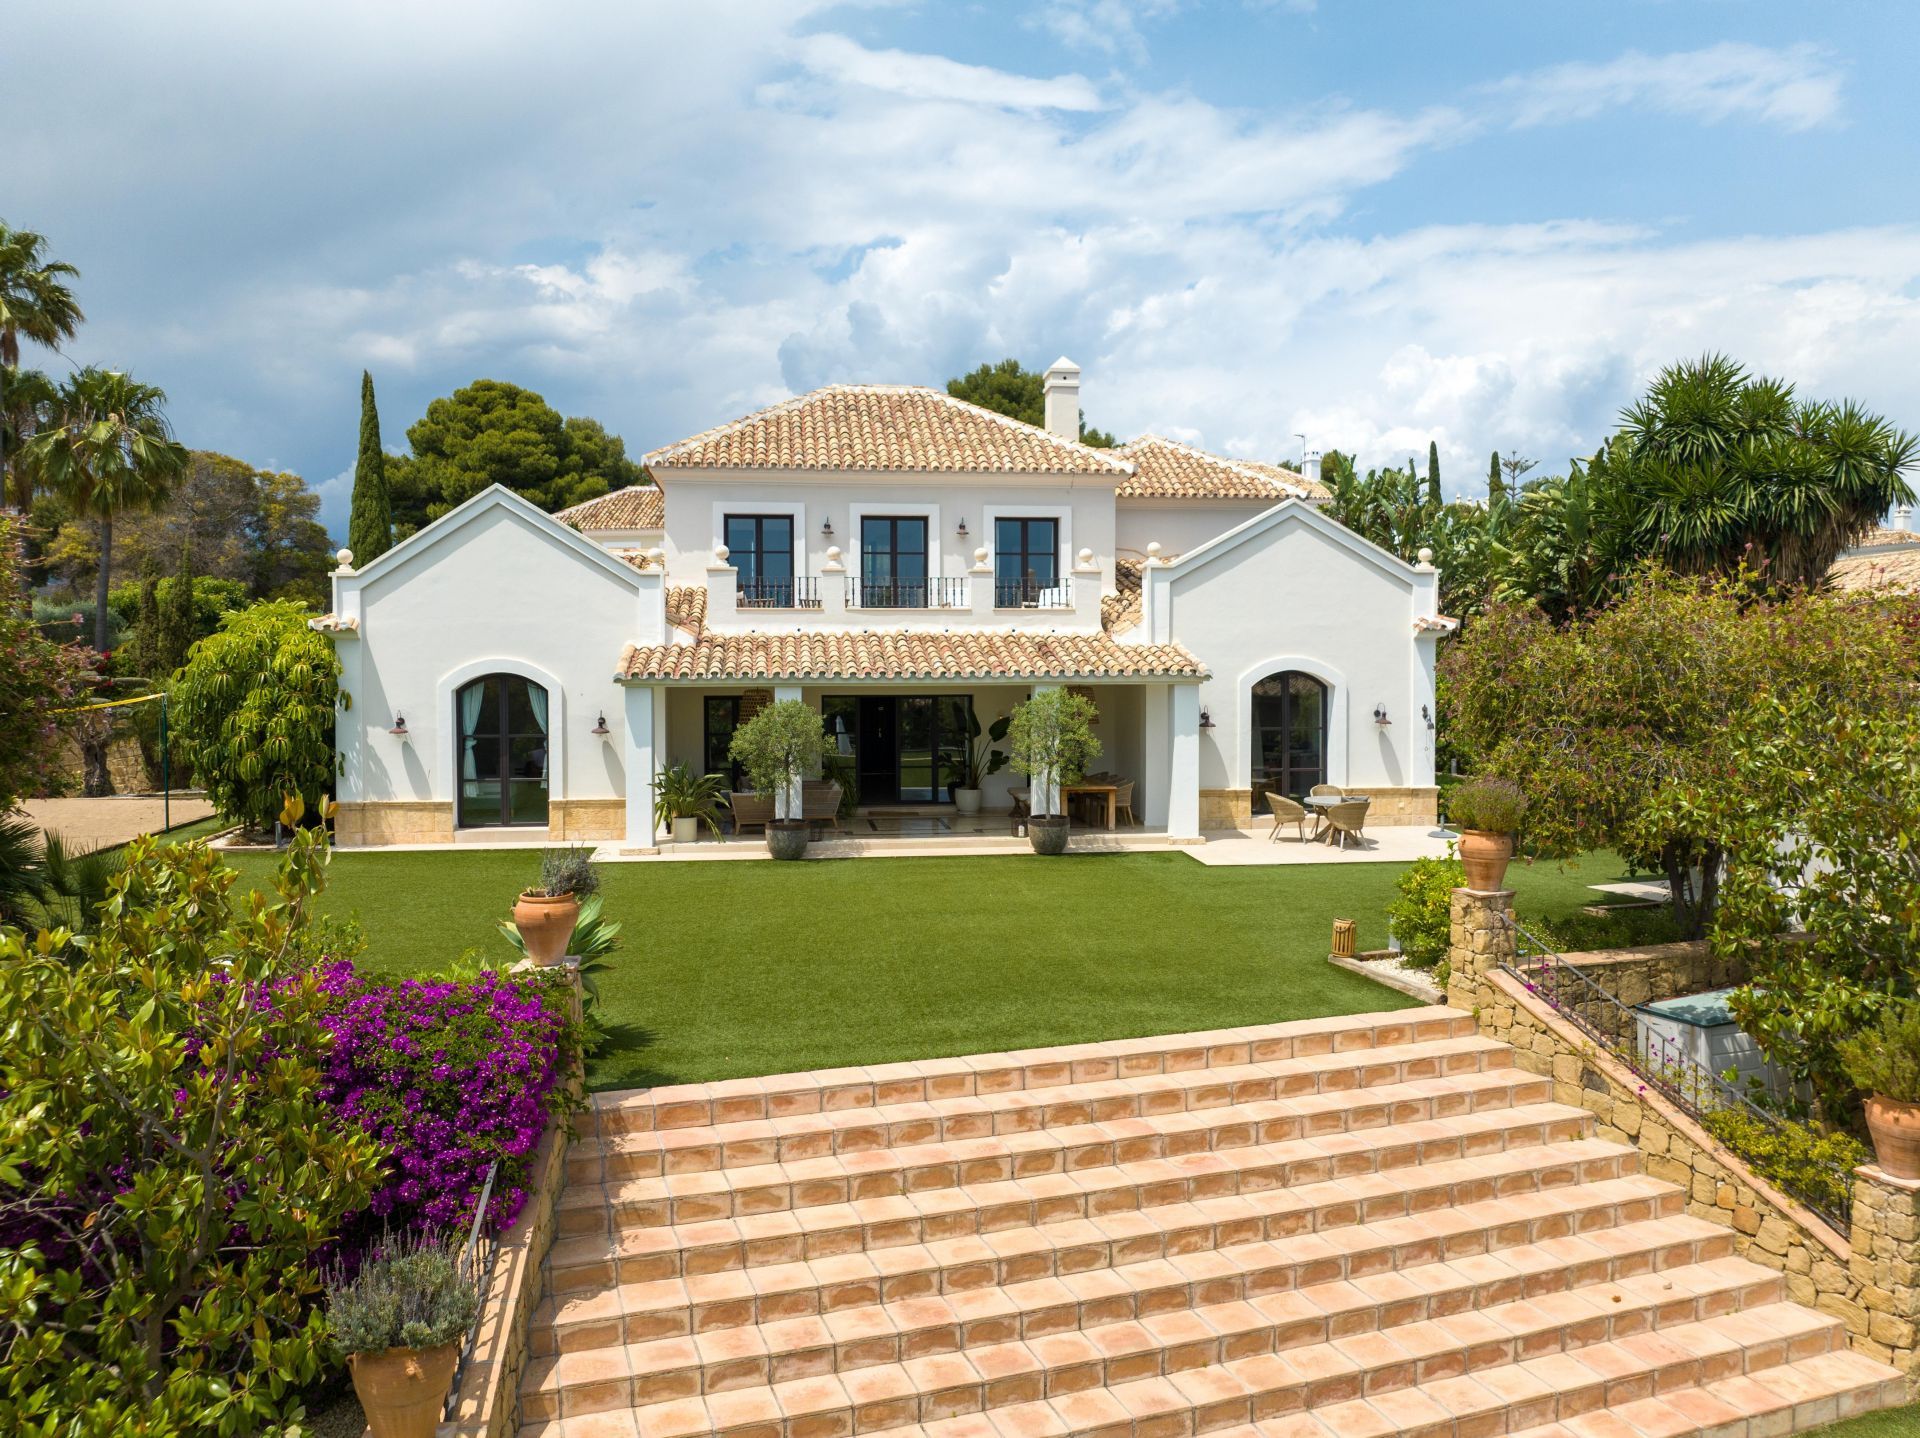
[1427,441,1441,509]
[346,369,392,564]
[1488,450,1504,509]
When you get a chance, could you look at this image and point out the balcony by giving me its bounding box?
[845,575,971,610]
[703,555,1102,634]
[737,577,821,610]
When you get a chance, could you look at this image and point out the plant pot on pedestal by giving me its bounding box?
[1028,815,1070,856]
[1457,830,1514,892]
[513,891,580,965]
[349,1342,460,1438]
[1864,1095,1920,1180]
[766,820,811,861]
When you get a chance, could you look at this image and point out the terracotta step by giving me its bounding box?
[534,1186,1724,1360]
[568,1038,1526,1185]
[586,1009,1478,1138]
[521,1275,1821,1433]
[544,1136,1638,1298]
[556,1100,1595,1239]
[522,1222,1752,1416]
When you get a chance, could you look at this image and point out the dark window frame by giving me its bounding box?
[1250,670,1330,802]
[723,514,796,606]
[994,516,1061,606]
[859,516,930,607]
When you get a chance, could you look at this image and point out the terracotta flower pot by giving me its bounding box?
[767,820,811,861]
[1028,815,1070,856]
[1457,829,1514,892]
[348,1341,460,1438]
[513,891,579,966]
[1864,1094,1920,1180]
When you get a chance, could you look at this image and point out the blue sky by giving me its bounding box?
[8,1,1920,540]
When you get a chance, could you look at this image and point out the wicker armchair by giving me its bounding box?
[727,791,774,834]
[1310,783,1343,798]
[1266,792,1311,843]
[1325,799,1371,850]
[801,779,843,829]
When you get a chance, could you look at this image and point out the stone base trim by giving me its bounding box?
[548,798,625,842]
[333,800,455,846]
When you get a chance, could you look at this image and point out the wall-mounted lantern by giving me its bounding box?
[821,518,833,537]
[1373,703,1392,726]
[956,517,969,539]
[591,712,610,736]
[1421,704,1434,731]
[388,713,409,738]
[1199,708,1215,730]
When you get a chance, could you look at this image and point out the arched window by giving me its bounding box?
[1251,670,1329,802]
[456,674,550,827]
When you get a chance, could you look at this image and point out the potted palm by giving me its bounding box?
[951,710,1010,816]
[327,1234,479,1438]
[1444,777,1527,892]
[652,761,727,843]
[1839,999,1920,1180]
[512,845,597,965]
[729,699,831,860]
[1006,688,1101,855]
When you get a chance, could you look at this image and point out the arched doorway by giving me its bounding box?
[456,673,550,827]
[1251,670,1329,802]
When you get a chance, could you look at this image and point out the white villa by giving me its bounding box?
[319,360,1455,848]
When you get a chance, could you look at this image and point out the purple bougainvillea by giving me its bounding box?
[310,963,579,1239]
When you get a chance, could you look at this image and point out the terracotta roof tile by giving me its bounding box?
[1102,558,1144,633]
[644,386,1135,476]
[556,485,664,530]
[616,629,1202,683]
[1113,435,1327,502]
[665,585,707,634]
[1829,548,1920,593]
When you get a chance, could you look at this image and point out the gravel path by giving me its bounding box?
[20,795,216,850]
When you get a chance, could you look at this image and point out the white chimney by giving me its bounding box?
[1042,356,1080,441]
[1304,450,1322,487]
[1898,504,1915,533]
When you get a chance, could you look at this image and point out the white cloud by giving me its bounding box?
[792,34,1107,111]
[1498,42,1844,133]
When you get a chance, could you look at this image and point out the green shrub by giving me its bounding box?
[1445,776,1528,833]
[1839,1000,1920,1103]
[325,1233,477,1355]
[0,816,386,1433]
[1386,852,1464,967]
[1700,1107,1868,1222]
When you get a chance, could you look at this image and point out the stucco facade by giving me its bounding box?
[322,366,1449,848]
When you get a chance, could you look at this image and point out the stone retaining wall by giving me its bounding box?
[1448,887,1919,1391]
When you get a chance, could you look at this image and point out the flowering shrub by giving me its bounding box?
[313,963,583,1240]
[1385,851,1464,968]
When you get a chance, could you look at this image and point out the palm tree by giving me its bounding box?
[25,368,188,650]
[0,222,81,369]
[0,363,56,510]
[0,223,81,510]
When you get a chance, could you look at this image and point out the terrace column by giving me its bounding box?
[774,684,806,819]
[622,683,660,851]
[1140,682,1170,828]
[1167,684,1201,839]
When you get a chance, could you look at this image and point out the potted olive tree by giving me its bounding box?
[327,1234,479,1438]
[729,698,831,860]
[951,710,1010,816]
[1839,999,1920,1180]
[512,845,597,965]
[1006,688,1101,855]
[1444,777,1527,892]
[652,761,728,843]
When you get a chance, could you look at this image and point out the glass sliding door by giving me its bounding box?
[724,514,795,607]
[859,517,928,607]
[704,696,743,790]
[826,694,974,804]
[1250,670,1329,802]
[994,517,1059,606]
[457,674,550,827]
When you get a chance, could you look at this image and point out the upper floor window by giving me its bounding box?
[724,514,794,607]
[860,516,928,607]
[995,517,1059,606]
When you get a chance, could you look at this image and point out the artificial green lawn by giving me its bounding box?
[1813,1407,1920,1437]
[219,845,1641,1093]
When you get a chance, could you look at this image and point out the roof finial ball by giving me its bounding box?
[335,547,354,573]
[1416,546,1435,569]
[1146,541,1163,564]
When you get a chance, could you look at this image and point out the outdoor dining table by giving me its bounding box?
[1302,793,1354,843]
[1061,782,1119,831]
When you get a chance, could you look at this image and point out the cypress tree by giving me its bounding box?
[347,370,392,564]
[1427,441,1441,508]
[1488,450,1504,509]
[130,568,160,678]
[156,541,196,677]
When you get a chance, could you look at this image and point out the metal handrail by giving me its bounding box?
[1499,921,1853,1231]
[442,1161,502,1420]
[737,577,820,609]
[995,575,1072,608]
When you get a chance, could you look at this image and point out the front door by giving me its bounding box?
[836,695,973,806]
[856,698,899,803]
[456,673,551,827]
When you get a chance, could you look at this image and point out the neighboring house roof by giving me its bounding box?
[643,385,1136,476]
[616,629,1204,682]
[1829,548,1920,593]
[556,484,664,530]
[1859,526,1920,547]
[1113,435,1327,502]
[1102,558,1144,633]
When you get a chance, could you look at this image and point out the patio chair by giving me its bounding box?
[1324,799,1371,850]
[801,779,843,830]
[727,790,774,835]
[1115,779,1136,827]
[1310,783,1343,798]
[1265,792,1310,843]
